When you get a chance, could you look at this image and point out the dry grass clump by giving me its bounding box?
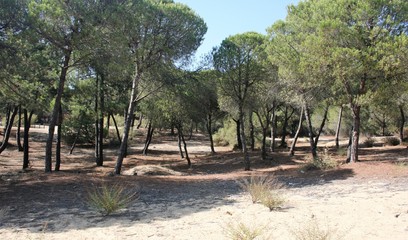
[383,136,400,146]
[363,137,375,148]
[86,182,139,216]
[238,175,286,210]
[224,222,265,240]
[291,219,342,240]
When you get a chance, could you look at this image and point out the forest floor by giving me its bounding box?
[0,126,407,239]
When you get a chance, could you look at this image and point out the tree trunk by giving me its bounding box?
[0,106,18,154]
[94,74,100,165]
[270,105,277,152]
[177,127,184,159]
[55,105,62,171]
[96,73,104,167]
[280,106,294,148]
[335,105,343,149]
[314,104,329,148]
[349,104,361,163]
[142,120,154,155]
[136,113,143,129]
[115,71,142,174]
[239,107,250,171]
[249,111,255,151]
[233,119,242,150]
[16,106,23,152]
[110,113,122,144]
[69,127,81,155]
[304,105,317,158]
[289,107,304,156]
[207,113,215,154]
[180,127,191,168]
[22,110,33,169]
[399,106,405,143]
[45,51,71,172]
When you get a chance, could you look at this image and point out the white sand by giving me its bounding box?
[1,177,407,240]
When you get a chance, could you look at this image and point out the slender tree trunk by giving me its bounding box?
[96,74,104,167]
[270,105,277,152]
[239,107,250,171]
[45,51,71,172]
[16,106,23,152]
[55,105,62,171]
[180,128,191,168]
[0,106,18,154]
[233,119,242,150]
[94,74,100,165]
[207,113,215,154]
[177,127,184,159]
[304,105,317,158]
[3,107,11,133]
[335,105,343,149]
[22,110,33,169]
[142,120,154,155]
[314,104,329,147]
[111,113,122,144]
[136,113,143,129]
[289,107,304,156]
[115,71,142,174]
[69,128,81,155]
[399,106,405,143]
[249,111,255,151]
[280,106,294,148]
[349,104,361,163]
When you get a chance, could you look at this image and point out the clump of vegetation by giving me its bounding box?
[303,149,339,171]
[363,137,375,148]
[238,175,286,210]
[0,207,9,222]
[224,222,265,240]
[86,182,139,216]
[291,219,342,240]
[383,136,400,146]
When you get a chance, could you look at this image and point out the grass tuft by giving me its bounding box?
[238,175,286,210]
[291,218,342,240]
[303,148,339,171]
[86,182,139,216]
[224,221,265,240]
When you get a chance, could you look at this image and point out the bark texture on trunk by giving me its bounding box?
[55,105,62,171]
[142,120,154,155]
[233,119,242,150]
[349,105,361,163]
[314,104,329,148]
[207,113,215,154]
[239,108,250,171]
[399,106,405,143]
[16,106,23,152]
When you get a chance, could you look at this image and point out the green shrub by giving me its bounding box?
[363,137,375,148]
[86,182,139,216]
[384,136,400,146]
[213,119,237,147]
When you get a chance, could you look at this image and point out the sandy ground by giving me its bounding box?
[0,128,407,239]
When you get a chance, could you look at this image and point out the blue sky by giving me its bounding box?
[175,0,300,59]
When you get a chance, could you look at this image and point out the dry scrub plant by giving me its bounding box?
[238,175,286,210]
[86,182,139,215]
[291,219,343,240]
[303,148,339,171]
[224,222,265,240]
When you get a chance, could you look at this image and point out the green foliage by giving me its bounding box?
[213,118,237,147]
[86,182,139,216]
[224,222,265,240]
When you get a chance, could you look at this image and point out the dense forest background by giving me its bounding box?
[0,0,407,174]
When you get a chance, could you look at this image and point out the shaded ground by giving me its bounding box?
[0,127,407,239]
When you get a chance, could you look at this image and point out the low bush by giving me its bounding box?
[383,136,400,146]
[303,149,339,171]
[291,219,342,240]
[86,182,139,216]
[224,222,265,240]
[363,137,375,148]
